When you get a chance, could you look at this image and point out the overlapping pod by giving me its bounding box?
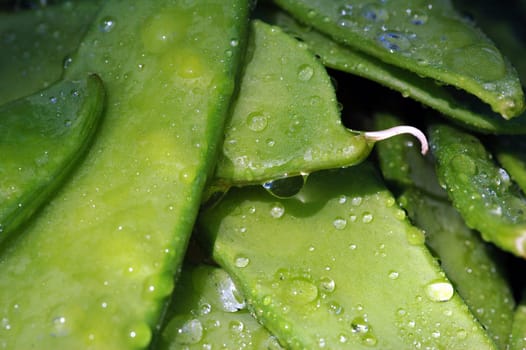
[0,0,249,347]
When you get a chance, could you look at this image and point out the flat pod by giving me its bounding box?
[0,0,249,348]
[267,9,526,134]
[399,188,515,350]
[215,20,371,185]
[0,74,105,243]
[430,124,526,258]
[0,1,102,104]
[273,0,525,119]
[158,264,283,349]
[199,163,496,349]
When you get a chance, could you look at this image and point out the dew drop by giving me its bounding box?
[234,255,250,268]
[425,281,454,302]
[388,271,399,280]
[283,278,318,305]
[297,64,314,81]
[351,316,369,333]
[319,277,336,293]
[246,112,268,132]
[99,16,116,33]
[409,10,428,25]
[333,217,347,230]
[175,319,203,345]
[362,212,374,223]
[362,3,389,22]
[378,31,412,52]
[270,203,285,219]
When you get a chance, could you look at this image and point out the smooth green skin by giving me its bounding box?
[0,74,104,243]
[400,188,515,349]
[0,0,249,348]
[199,163,496,349]
[510,297,526,350]
[159,264,283,349]
[493,136,526,193]
[430,124,526,258]
[214,20,371,185]
[374,112,447,198]
[273,0,525,119]
[0,0,101,105]
[266,9,526,134]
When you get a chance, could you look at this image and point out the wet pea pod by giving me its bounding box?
[272,0,525,119]
[214,20,427,186]
[511,295,526,350]
[429,123,526,258]
[0,74,105,243]
[199,163,496,349]
[0,0,102,104]
[493,136,526,193]
[0,0,249,348]
[264,8,526,134]
[158,264,283,349]
[399,188,515,349]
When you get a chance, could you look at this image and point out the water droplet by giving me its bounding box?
[319,277,336,293]
[349,243,357,250]
[175,319,203,345]
[362,212,374,223]
[234,255,250,268]
[362,3,389,21]
[363,334,378,347]
[425,281,454,302]
[378,31,412,53]
[297,64,314,81]
[63,55,73,69]
[263,175,305,198]
[99,16,116,32]
[270,203,285,219]
[450,154,477,176]
[338,4,354,17]
[351,316,369,333]
[229,320,244,333]
[282,278,318,305]
[351,196,363,206]
[49,96,57,104]
[338,195,348,204]
[388,271,399,280]
[333,217,347,230]
[230,38,239,47]
[409,10,428,25]
[246,112,268,132]
[51,316,68,337]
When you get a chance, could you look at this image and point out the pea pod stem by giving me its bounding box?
[364,125,429,155]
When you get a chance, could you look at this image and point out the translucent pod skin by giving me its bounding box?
[0,0,249,348]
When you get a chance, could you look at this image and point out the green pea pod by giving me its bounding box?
[374,112,446,198]
[0,0,248,348]
[493,136,526,194]
[429,123,526,258]
[510,295,526,350]
[199,163,496,349]
[0,74,104,243]
[215,20,427,186]
[399,188,515,349]
[0,1,101,104]
[158,264,283,349]
[273,0,525,119]
[265,9,526,134]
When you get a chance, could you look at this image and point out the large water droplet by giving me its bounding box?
[263,175,305,198]
[270,203,285,219]
[297,64,314,81]
[234,255,250,268]
[246,112,268,132]
[425,281,454,302]
[378,31,412,52]
[351,316,370,333]
[333,217,347,230]
[283,278,318,305]
[174,319,203,345]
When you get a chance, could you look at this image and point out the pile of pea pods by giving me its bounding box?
[2,0,526,348]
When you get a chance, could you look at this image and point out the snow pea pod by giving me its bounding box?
[158,264,282,349]
[429,124,526,258]
[273,0,525,119]
[215,20,426,186]
[199,163,496,349]
[0,0,101,104]
[266,9,526,134]
[399,188,515,349]
[0,0,249,348]
[0,74,104,243]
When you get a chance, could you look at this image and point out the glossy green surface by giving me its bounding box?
[494,136,526,194]
[0,0,101,104]
[266,8,526,134]
[430,124,526,258]
[159,264,283,349]
[215,20,371,185]
[0,0,248,348]
[400,188,515,349]
[0,74,104,243]
[199,163,496,349]
[273,0,525,119]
